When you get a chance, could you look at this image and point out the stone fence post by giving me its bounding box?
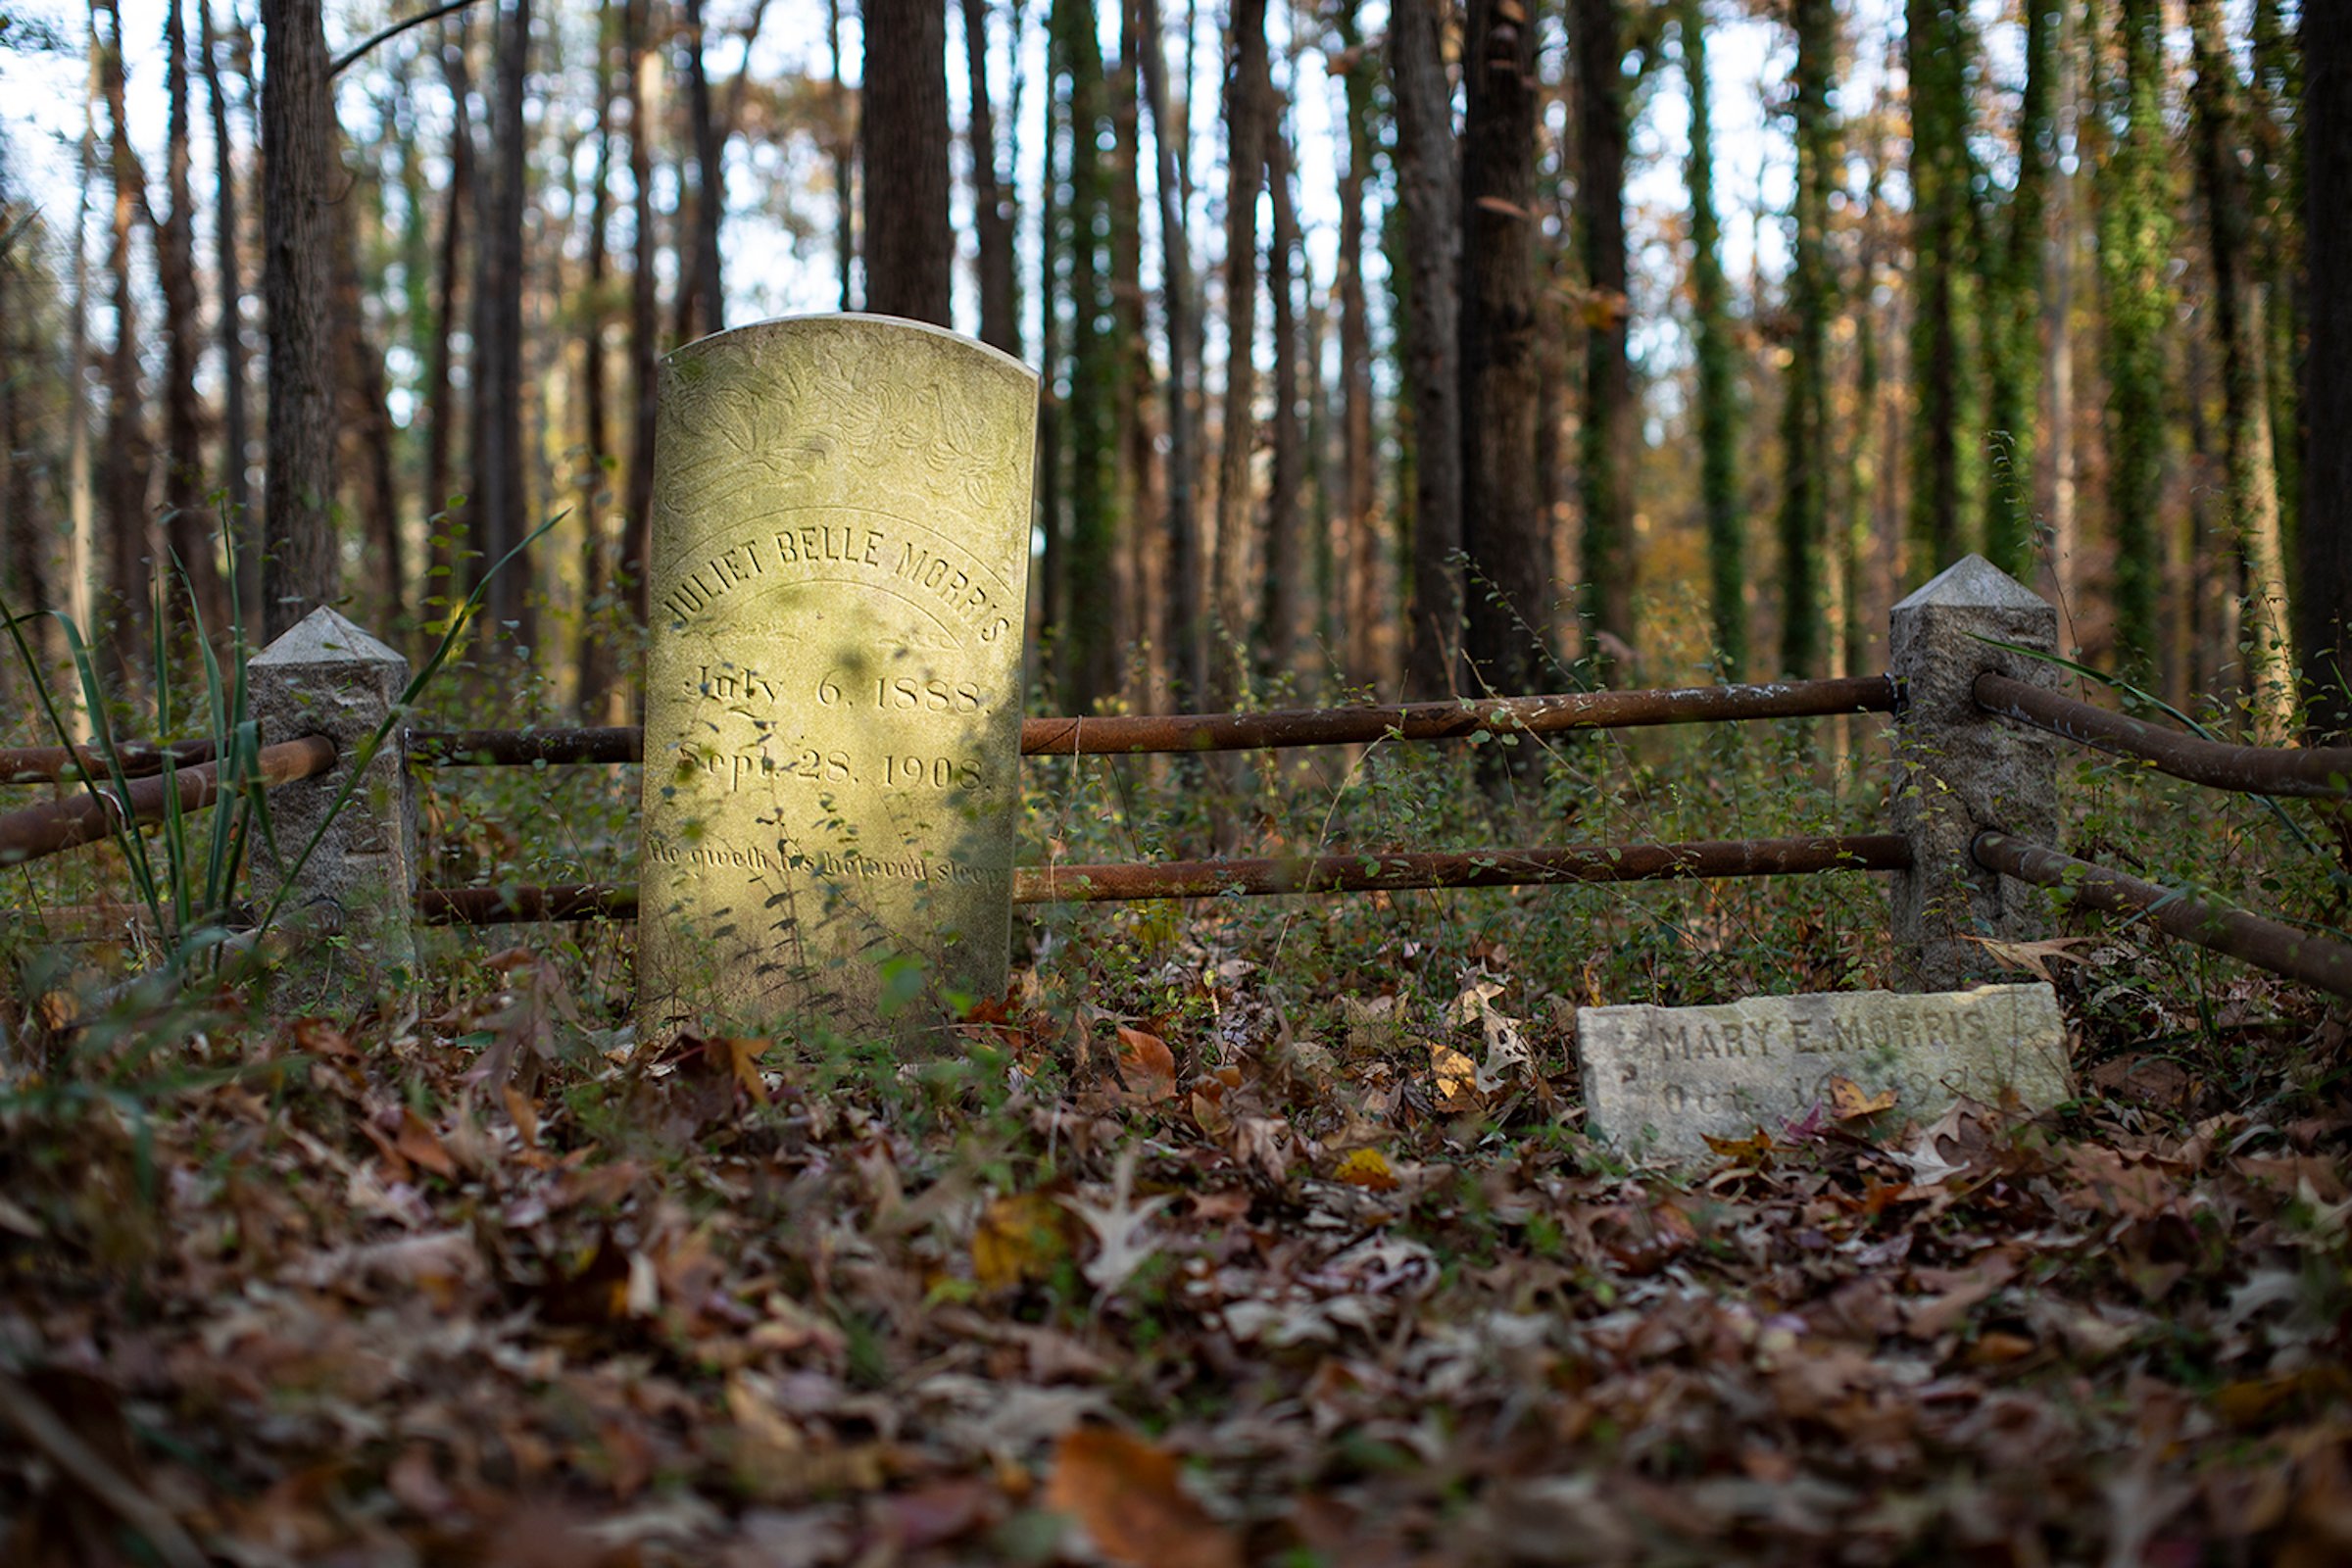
[247,608,417,1015]
[1889,555,2061,991]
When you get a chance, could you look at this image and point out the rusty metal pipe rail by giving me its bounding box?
[406,726,646,767]
[416,833,1909,924]
[1974,671,2352,798]
[1,738,218,786]
[1973,831,2352,998]
[403,676,1896,767]
[0,735,336,867]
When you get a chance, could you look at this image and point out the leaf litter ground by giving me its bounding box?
[4,920,2351,1566]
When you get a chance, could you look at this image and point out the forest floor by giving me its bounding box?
[2,904,2350,1568]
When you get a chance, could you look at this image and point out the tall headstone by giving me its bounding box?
[1890,556,2061,991]
[248,607,418,1013]
[638,317,1038,1041]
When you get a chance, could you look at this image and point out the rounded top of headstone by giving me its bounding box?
[251,606,408,671]
[1892,554,2052,614]
[668,313,1039,386]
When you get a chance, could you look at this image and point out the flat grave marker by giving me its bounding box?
[1576,983,2070,1164]
[638,315,1037,1040]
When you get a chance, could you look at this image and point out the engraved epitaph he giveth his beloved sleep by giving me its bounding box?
[639,318,1038,1037]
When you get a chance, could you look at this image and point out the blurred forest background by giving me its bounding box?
[0,0,2339,730]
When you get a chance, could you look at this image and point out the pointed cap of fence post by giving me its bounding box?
[1893,554,2050,614]
[250,606,408,673]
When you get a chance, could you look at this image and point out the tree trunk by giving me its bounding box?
[1054,0,1119,710]
[67,39,97,670]
[675,0,724,340]
[159,0,227,634]
[2249,0,2300,562]
[260,0,338,639]
[1461,0,1545,716]
[2097,0,2173,681]
[622,0,656,631]
[260,0,338,641]
[1574,0,1634,676]
[1777,0,1835,676]
[469,0,532,650]
[1034,23,1063,672]
[2191,0,2292,732]
[577,4,617,713]
[197,0,256,631]
[1392,0,1461,700]
[862,0,952,325]
[424,21,472,615]
[1685,0,1742,678]
[2295,1,2350,730]
[1138,0,1202,703]
[2043,0,2079,614]
[1114,0,1158,710]
[1982,2,2055,579]
[964,0,1018,355]
[1261,109,1305,679]
[0,202,57,686]
[333,199,405,626]
[96,0,154,671]
[829,0,857,309]
[1334,0,1377,686]
[1210,0,1268,705]
[1905,0,1969,577]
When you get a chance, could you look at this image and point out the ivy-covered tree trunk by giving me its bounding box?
[1685,0,1742,678]
[1461,0,1546,718]
[1574,0,1635,676]
[1053,0,1119,711]
[1391,0,1462,700]
[2097,0,2174,681]
[1905,0,1971,577]
[1983,2,2056,579]
[1778,0,1835,676]
[1138,0,1203,703]
[2190,0,2292,731]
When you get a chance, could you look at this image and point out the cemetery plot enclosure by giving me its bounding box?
[10,566,2352,1012]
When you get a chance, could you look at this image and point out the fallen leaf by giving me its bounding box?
[1114,1026,1178,1103]
[1966,933,2096,983]
[973,1192,1077,1294]
[1828,1076,1898,1121]
[1334,1148,1399,1192]
[1045,1426,1242,1568]
[1061,1150,1172,1295]
[394,1109,459,1180]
